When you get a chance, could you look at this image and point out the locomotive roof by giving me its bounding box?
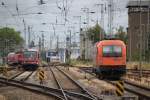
[8,52,15,55]
[25,49,39,52]
[96,40,126,46]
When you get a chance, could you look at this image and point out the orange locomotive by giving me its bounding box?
[93,40,126,78]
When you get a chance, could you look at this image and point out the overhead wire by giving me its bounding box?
[0,0,21,28]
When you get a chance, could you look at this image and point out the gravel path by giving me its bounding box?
[0,86,56,100]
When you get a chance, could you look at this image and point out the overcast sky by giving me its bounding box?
[0,0,129,48]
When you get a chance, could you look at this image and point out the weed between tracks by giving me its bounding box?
[70,60,93,67]
[127,62,150,69]
[63,67,116,96]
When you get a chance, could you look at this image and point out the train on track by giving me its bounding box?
[46,51,60,63]
[93,40,126,79]
[7,52,23,65]
[22,49,40,70]
[7,48,40,70]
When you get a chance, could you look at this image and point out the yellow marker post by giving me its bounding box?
[115,80,124,96]
[38,68,45,84]
[3,66,8,77]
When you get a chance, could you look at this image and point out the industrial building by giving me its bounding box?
[127,0,150,60]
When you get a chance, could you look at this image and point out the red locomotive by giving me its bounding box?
[22,49,40,70]
[7,52,17,65]
[7,52,23,65]
[15,52,24,64]
[93,40,126,78]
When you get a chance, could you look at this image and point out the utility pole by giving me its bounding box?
[23,19,26,46]
[69,30,71,56]
[95,3,104,25]
[81,7,95,59]
[50,34,52,49]
[139,0,142,78]
[81,7,90,27]
[39,0,45,5]
[74,16,81,34]
[108,0,114,35]
[56,35,59,52]
[28,26,31,47]
[129,27,132,61]
[147,1,150,51]
[42,33,44,50]
[100,4,104,40]
[39,37,41,54]
[95,3,104,40]
[65,30,71,64]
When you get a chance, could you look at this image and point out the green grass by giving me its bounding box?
[70,60,150,69]
[41,61,48,66]
[70,59,93,67]
[127,62,150,69]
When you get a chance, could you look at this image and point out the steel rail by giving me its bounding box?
[9,71,26,79]
[49,66,95,100]
[56,66,98,100]
[124,80,150,99]
[79,67,150,99]
[106,80,150,99]
[78,67,150,74]
[20,71,34,82]
[0,77,65,100]
[0,76,98,100]
[49,66,68,100]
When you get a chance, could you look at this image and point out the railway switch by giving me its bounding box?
[115,81,124,96]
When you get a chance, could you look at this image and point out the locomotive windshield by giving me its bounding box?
[103,45,122,57]
[23,51,36,58]
[48,52,57,56]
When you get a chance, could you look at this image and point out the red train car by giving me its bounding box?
[7,52,17,65]
[7,52,23,65]
[93,40,126,78]
[22,49,40,70]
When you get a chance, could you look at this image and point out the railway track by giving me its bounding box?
[4,70,34,82]
[0,70,94,99]
[124,80,150,99]
[78,67,150,75]
[0,77,69,100]
[0,73,102,100]
[0,66,100,100]
[79,67,150,99]
[48,65,99,100]
[1,65,149,99]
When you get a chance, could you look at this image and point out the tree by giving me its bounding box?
[0,27,24,57]
[86,23,105,43]
[115,26,127,44]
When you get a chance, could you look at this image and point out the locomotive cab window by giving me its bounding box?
[102,45,122,57]
[23,51,36,58]
[48,52,57,56]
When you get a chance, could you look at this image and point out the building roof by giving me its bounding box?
[127,0,150,8]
